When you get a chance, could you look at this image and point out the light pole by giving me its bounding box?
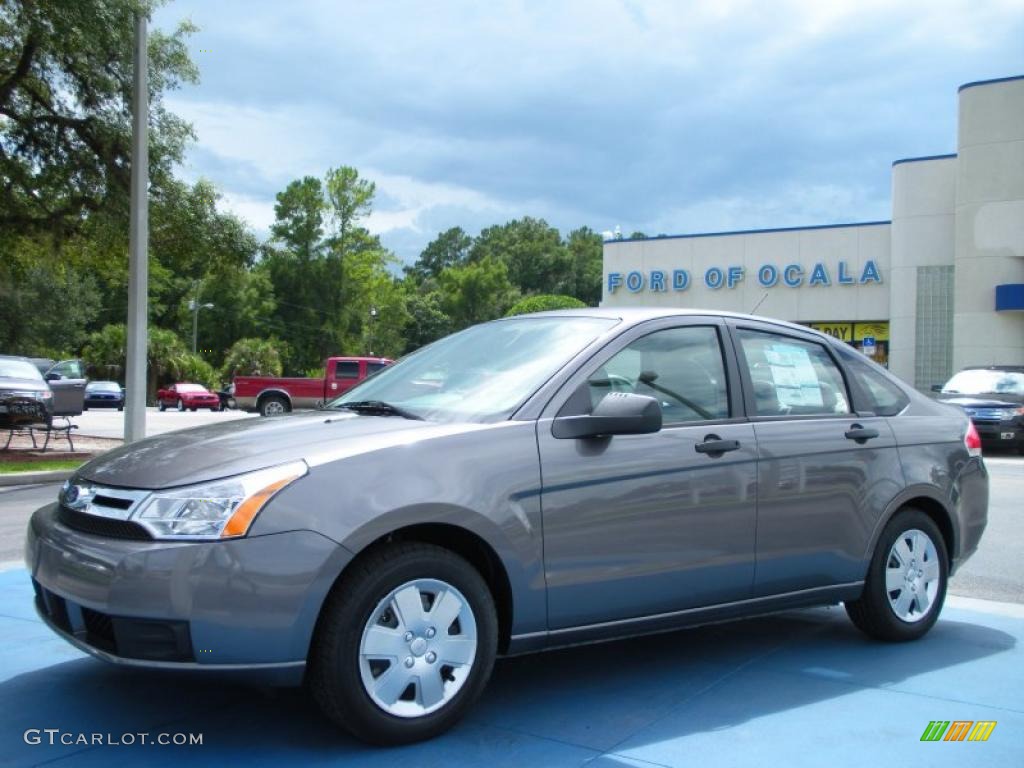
[190,299,214,354]
[368,306,378,356]
[124,11,148,442]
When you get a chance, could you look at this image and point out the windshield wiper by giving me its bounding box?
[333,400,423,420]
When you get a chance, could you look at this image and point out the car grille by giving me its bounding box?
[58,504,152,540]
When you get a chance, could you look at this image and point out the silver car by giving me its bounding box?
[25,310,988,744]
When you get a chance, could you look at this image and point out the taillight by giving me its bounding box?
[965,420,982,458]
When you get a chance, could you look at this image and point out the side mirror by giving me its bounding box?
[45,372,62,382]
[552,392,662,439]
[930,384,943,393]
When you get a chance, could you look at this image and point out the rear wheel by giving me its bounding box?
[310,542,497,745]
[259,395,289,417]
[846,509,947,642]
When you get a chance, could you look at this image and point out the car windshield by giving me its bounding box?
[329,316,617,422]
[942,369,1024,395]
[88,382,121,392]
[177,384,208,393]
[0,360,44,380]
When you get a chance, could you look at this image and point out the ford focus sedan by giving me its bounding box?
[25,310,988,745]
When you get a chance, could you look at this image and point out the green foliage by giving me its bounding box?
[564,227,603,305]
[403,291,454,352]
[470,217,573,296]
[221,338,284,378]
[0,0,198,237]
[438,257,519,328]
[176,353,217,390]
[405,227,472,284]
[82,323,189,402]
[505,294,586,317]
[303,367,325,379]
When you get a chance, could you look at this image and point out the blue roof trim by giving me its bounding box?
[604,220,890,244]
[958,74,1024,93]
[892,153,957,167]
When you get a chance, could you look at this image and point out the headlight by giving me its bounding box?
[4,390,50,400]
[132,461,307,540]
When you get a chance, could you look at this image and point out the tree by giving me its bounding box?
[564,226,604,305]
[324,166,375,251]
[470,217,572,296]
[405,226,472,283]
[222,338,284,378]
[505,294,585,317]
[0,0,198,238]
[403,292,453,352]
[270,176,324,261]
[438,257,519,328]
[82,323,189,402]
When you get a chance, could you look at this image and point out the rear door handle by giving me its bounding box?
[695,436,741,455]
[844,425,879,442]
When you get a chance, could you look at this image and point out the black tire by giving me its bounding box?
[158,400,166,412]
[210,407,218,412]
[117,406,123,412]
[176,399,185,412]
[83,406,88,411]
[259,395,289,417]
[309,542,498,745]
[846,509,948,642]
[189,407,197,412]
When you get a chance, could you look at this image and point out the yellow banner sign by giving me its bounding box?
[809,323,854,341]
[809,322,889,343]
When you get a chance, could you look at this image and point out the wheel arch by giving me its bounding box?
[864,487,957,568]
[314,522,517,655]
[256,389,292,411]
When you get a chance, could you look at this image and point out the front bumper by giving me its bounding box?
[26,503,352,683]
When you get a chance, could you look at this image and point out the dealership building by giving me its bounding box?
[602,75,1024,391]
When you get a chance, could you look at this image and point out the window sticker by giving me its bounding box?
[764,344,823,408]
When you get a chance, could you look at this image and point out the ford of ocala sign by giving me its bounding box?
[607,260,883,294]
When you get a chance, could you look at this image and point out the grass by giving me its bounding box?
[0,459,86,474]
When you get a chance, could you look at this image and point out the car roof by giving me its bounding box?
[506,307,836,341]
[961,365,1024,372]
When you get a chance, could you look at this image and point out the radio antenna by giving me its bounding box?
[748,292,769,315]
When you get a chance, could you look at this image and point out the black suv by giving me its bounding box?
[936,365,1024,454]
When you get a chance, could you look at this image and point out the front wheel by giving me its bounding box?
[309,542,498,745]
[846,509,947,642]
[176,399,185,412]
[158,400,166,412]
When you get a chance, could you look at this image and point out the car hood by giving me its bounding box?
[938,394,1024,408]
[0,377,49,393]
[77,411,494,490]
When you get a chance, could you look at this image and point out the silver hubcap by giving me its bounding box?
[886,528,941,623]
[264,401,284,415]
[358,578,477,718]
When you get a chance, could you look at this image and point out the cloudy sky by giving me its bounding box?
[153,0,1024,263]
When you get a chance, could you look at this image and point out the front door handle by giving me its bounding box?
[844,425,879,443]
[695,435,740,455]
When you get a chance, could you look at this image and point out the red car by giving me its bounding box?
[157,383,221,412]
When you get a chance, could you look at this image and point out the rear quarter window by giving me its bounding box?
[847,361,910,416]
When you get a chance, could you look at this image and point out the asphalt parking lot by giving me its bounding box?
[0,455,1021,766]
[72,406,256,439]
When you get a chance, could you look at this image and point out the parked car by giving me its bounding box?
[0,356,53,427]
[84,381,125,411]
[37,358,87,417]
[156,383,221,412]
[234,356,393,416]
[934,365,1024,454]
[28,310,988,745]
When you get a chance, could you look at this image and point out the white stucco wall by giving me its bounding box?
[953,77,1024,370]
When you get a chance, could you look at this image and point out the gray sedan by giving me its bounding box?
[25,309,988,744]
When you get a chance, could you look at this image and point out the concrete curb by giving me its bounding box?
[0,469,74,487]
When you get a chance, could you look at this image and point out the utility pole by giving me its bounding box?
[190,292,214,354]
[124,11,148,443]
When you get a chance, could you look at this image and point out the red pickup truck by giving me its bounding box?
[234,356,393,416]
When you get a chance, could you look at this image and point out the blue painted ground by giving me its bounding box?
[1,566,1021,767]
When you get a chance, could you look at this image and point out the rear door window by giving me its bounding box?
[736,329,851,417]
